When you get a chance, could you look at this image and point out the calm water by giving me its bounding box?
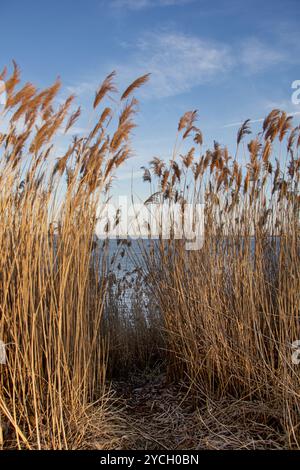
[89,235,287,319]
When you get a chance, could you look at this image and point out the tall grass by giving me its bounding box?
[0,63,148,449]
[0,63,299,449]
[141,110,300,448]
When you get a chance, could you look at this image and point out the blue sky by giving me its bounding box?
[1,0,300,200]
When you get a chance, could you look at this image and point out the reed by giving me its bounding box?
[0,63,299,449]
[0,64,148,449]
[141,110,300,448]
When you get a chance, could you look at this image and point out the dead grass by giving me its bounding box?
[0,63,299,450]
[0,63,149,449]
[112,371,286,450]
[138,109,300,449]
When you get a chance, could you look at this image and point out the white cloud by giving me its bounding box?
[264,98,300,111]
[65,32,292,104]
[240,39,285,73]
[118,32,233,98]
[65,32,233,101]
[110,0,195,10]
[223,118,264,128]
[66,81,96,96]
[223,111,300,129]
[57,125,89,136]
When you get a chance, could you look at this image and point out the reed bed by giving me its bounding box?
[0,63,299,449]
[0,63,148,449]
[139,109,300,448]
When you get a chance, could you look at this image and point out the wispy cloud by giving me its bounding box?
[66,81,96,97]
[58,125,89,136]
[240,39,286,73]
[65,31,233,101]
[65,29,294,104]
[223,118,264,129]
[117,32,233,98]
[110,0,195,10]
[223,111,300,129]
[263,98,300,112]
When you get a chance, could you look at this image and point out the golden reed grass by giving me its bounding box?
[0,63,149,449]
[140,109,300,448]
[0,62,299,449]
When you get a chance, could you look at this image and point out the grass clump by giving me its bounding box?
[0,63,148,449]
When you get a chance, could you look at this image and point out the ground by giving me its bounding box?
[112,370,201,450]
[111,370,285,450]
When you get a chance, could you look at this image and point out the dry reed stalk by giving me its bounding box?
[0,64,148,449]
[140,109,300,448]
